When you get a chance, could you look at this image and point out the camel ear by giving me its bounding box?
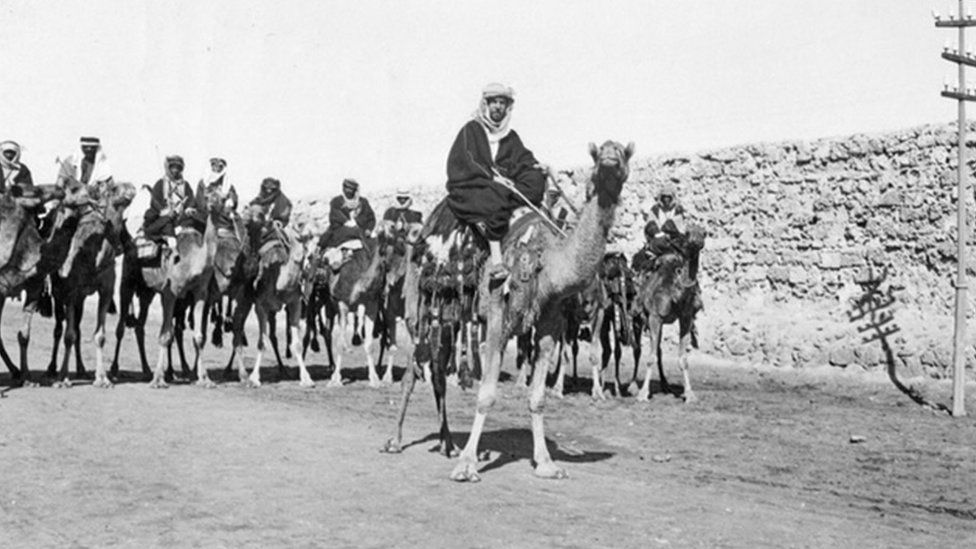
[588,142,598,162]
[624,142,635,161]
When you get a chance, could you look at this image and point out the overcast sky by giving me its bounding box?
[0,0,958,202]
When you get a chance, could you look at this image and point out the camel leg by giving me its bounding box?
[45,296,65,378]
[17,306,37,387]
[431,323,457,456]
[0,299,23,381]
[267,311,287,381]
[630,314,644,388]
[193,290,215,389]
[288,301,314,388]
[93,277,114,389]
[528,322,567,480]
[174,304,193,380]
[285,316,293,360]
[328,303,348,387]
[551,336,567,399]
[612,308,623,397]
[450,296,503,482]
[73,304,86,377]
[515,332,531,388]
[637,320,662,401]
[363,306,381,388]
[248,305,269,388]
[679,317,696,403]
[149,294,176,389]
[446,324,462,388]
[588,308,606,400]
[381,315,396,385]
[56,297,79,388]
[110,300,127,379]
[133,293,154,379]
[381,351,419,454]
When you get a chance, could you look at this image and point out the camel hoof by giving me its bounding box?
[381,439,403,454]
[327,377,344,388]
[54,379,73,389]
[196,379,218,389]
[449,459,481,483]
[93,378,114,389]
[148,379,169,389]
[533,461,568,480]
[382,375,393,386]
[549,389,565,400]
[21,379,40,389]
[636,391,650,402]
[368,379,382,389]
[246,378,262,388]
[299,379,315,389]
[683,391,698,404]
[591,390,606,401]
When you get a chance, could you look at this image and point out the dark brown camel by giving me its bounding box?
[585,251,640,399]
[319,236,386,388]
[633,225,706,402]
[380,220,484,457]
[0,184,94,386]
[48,181,136,387]
[228,211,315,388]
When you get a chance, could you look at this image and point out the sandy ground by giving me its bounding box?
[1,305,975,548]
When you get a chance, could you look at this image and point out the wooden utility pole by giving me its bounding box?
[936,1,973,417]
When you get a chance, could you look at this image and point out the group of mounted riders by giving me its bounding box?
[0,82,700,390]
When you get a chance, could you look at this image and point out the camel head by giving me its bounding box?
[588,140,634,208]
[685,224,707,254]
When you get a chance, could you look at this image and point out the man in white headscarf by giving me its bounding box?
[201,157,228,195]
[443,83,547,280]
[56,136,113,188]
[0,140,33,194]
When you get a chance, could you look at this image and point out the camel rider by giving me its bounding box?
[201,157,228,196]
[318,178,376,270]
[1,140,33,194]
[249,176,292,245]
[633,182,692,270]
[56,136,113,189]
[381,187,423,253]
[444,83,546,280]
[142,155,196,254]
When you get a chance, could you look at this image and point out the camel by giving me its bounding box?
[136,191,219,388]
[0,184,98,386]
[229,212,315,388]
[448,140,633,482]
[380,221,484,457]
[584,251,641,399]
[48,181,136,387]
[319,236,386,388]
[632,226,705,402]
[110,186,244,381]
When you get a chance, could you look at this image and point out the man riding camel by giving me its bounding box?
[443,82,547,280]
[1,140,34,194]
[633,182,694,271]
[318,178,376,270]
[381,187,423,250]
[142,155,196,254]
[201,157,228,196]
[56,136,113,189]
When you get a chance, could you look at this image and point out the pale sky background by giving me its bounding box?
[0,0,960,207]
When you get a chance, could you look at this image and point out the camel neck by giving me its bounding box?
[544,192,616,297]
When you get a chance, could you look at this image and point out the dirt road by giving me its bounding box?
[1,310,975,548]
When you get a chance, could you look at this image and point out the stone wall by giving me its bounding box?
[292,122,976,379]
